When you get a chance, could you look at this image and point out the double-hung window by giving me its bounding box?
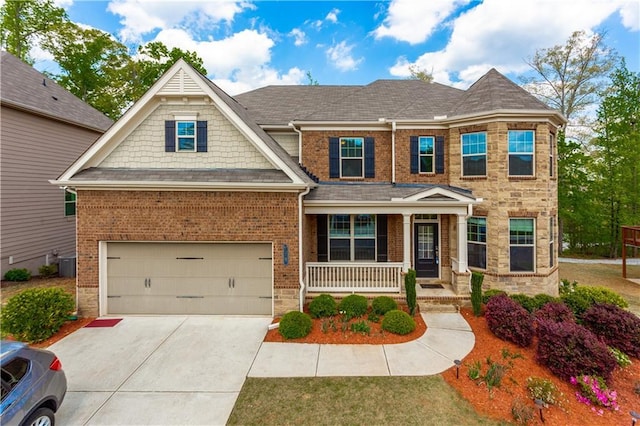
[419,136,434,173]
[64,190,76,216]
[176,121,196,151]
[509,218,535,272]
[340,137,364,177]
[329,214,376,261]
[508,130,535,176]
[467,217,487,269]
[461,132,487,176]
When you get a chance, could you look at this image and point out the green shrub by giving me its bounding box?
[38,264,58,278]
[509,294,536,313]
[381,309,416,335]
[0,287,74,342]
[471,271,484,316]
[526,377,563,407]
[531,294,560,311]
[405,269,417,315]
[350,320,371,335]
[308,294,338,318]
[371,296,397,315]
[609,347,631,368]
[3,268,31,282]
[482,289,506,305]
[559,279,577,296]
[367,312,380,323]
[562,286,628,318]
[278,311,313,339]
[338,294,368,320]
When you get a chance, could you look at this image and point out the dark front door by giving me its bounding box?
[414,223,439,278]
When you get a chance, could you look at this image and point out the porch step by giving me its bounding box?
[418,302,460,313]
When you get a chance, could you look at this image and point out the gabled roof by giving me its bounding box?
[235,68,564,126]
[0,51,113,131]
[451,68,553,116]
[55,59,314,188]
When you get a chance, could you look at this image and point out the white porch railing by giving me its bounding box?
[306,262,403,293]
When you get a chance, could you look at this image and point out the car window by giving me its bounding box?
[0,358,30,402]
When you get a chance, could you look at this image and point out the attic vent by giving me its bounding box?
[158,69,205,96]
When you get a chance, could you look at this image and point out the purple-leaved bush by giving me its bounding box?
[581,303,640,358]
[485,294,534,347]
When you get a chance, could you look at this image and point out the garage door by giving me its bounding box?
[106,243,272,315]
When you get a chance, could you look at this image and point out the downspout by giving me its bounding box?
[289,122,303,164]
[298,186,312,312]
[391,120,397,183]
[466,202,474,293]
[62,186,80,319]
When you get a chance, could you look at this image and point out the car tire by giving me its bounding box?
[22,407,55,426]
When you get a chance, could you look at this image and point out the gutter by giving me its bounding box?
[289,122,303,165]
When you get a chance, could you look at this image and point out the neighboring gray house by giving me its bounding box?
[0,51,113,277]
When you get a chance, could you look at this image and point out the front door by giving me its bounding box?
[414,223,439,278]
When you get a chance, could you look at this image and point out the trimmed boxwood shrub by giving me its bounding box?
[278,311,313,339]
[308,294,338,318]
[470,272,484,316]
[561,286,628,318]
[509,294,536,313]
[536,319,617,382]
[381,310,416,335]
[581,303,640,358]
[405,269,417,315]
[0,287,74,342]
[534,301,575,326]
[3,268,31,282]
[531,294,560,311]
[338,294,368,320]
[485,294,534,347]
[371,296,398,315]
[482,289,506,305]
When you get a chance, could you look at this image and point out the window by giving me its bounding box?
[467,217,487,268]
[549,133,555,177]
[508,130,535,176]
[1,357,29,402]
[549,216,555,267]
[176,121,196,151]
[510,218,535,272]
[340,137,364,177]
[419,136,434,173]
[462,132,487,176]
[64,190,76,216]
[329,214,376,261]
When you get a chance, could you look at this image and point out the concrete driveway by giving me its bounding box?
[49,316,271,425]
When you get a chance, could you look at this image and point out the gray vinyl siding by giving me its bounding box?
[0,106,102,276]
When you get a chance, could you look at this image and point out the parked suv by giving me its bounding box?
[1,341,67,426]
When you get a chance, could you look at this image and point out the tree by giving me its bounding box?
[306,71,319,85]
[521,31,619,254]
[0,0,67,63]
[408,64,433,82]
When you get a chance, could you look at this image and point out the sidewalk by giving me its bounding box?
[248,312,475,377]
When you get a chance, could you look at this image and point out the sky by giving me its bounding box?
[33,0,640,95]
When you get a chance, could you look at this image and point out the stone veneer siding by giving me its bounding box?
[99,103,273,169]
[76,190,301,317]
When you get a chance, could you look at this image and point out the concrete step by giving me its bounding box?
[418,302,459,313]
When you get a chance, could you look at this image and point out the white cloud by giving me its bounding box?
[619,1,640,30]
[289,28,307,46]
[325,8,340,24]
[388,0,628,87]
[373,0,470,44]
[326,40,362,71]
[107,0,252,43]
[215,67,305,95]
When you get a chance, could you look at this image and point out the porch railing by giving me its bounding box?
[306,262,403,293]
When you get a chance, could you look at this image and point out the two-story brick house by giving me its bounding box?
[53,60,565,317]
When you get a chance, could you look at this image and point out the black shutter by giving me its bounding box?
[410,136,419,174]
[165,120,176,152]
[364,137,375,178]
[329,137,340,178]
[435,135,445,174]
[376,214,388,262]
[196,121,207,152]
[317,215,328,262]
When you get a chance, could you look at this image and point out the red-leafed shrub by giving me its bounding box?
[534,301,575,327]
[485,294,534,347]
[536,320,617,382]
[581,303,640,358]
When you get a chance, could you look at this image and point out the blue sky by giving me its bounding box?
[39,0,640,95]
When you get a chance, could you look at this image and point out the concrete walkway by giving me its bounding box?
[249,312,475,377]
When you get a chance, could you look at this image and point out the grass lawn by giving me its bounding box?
[227,376,506,426]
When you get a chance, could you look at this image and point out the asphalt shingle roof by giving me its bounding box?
[0,51,113,131]
[71,168,293,183]
[305,182,474,202]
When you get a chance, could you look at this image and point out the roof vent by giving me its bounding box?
[433,115,447,120]
[42,79,46,86]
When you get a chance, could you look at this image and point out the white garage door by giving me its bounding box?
[106,243,273,315]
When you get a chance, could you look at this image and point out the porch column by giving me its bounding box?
[402,214,411,272]
[457,213,468,272]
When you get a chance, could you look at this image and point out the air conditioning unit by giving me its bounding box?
[59,255,76,277]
